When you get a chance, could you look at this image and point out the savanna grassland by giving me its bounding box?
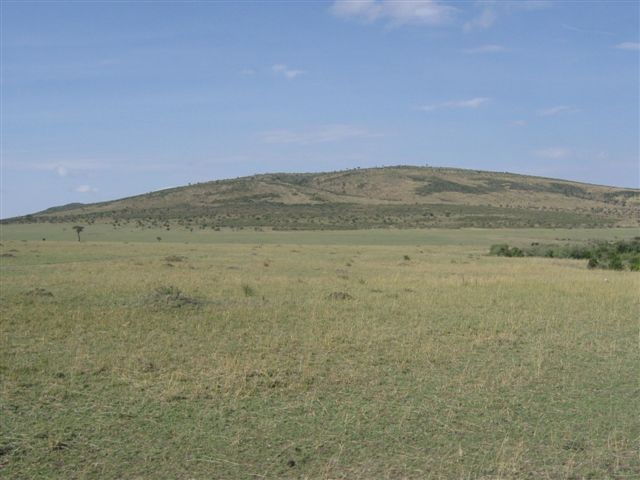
[1,226,639,479]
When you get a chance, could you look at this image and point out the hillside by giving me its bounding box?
[7,166,640,229]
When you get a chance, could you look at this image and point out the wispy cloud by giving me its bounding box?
[419,97,490,111]
[535,147,572,159]
[272,64,305,79]
[464,1,550,32]
[615,42,640,51]
[464,7,496,32]
[511,120,527,127]
[462,44,508,54]
[538,105,579,116]
[74,185,98,193]
[4,159,180,175]
[561,23,614,36]
[260,124,373,145]
[240,68,256,76]
[5,160,109,177]
[330,0,457,27]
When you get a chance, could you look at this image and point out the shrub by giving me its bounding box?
[489,244,510,256]
[609,255,624,271]
[242,284,256,297]
[567,246,591,259]
[490,239,640,271]
[327,291,353,300]
[148,286,200,308]
[489,244,524,257]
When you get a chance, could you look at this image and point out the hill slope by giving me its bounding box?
[8,166,640,229]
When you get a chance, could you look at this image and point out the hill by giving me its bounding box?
[6,166,639,229]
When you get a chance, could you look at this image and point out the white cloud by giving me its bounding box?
[272,64,305,79]
[511,120,527,127]
[535,147,572,159]
[419,97,490,111]
[515,1,552,11]
[561,24,614,36]
[331,0,384,22]
[240,68,256,75]
[615,42,640,51]
[3,159,180,175]
[10,160,109,176]
[330,0,457,27]
[74,185,98,193]
[260,124,373,145]
[462,44,508,54]
[538,105,579,116]
[463,6,497,32]
[464,1,550,32]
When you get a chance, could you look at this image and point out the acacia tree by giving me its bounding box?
[72,225,84,242]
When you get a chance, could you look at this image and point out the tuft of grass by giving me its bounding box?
[24,288,54,297]
[147,285,200,308]
[327,291,353,300]
[164,255,186,262]
[241,284,256,297]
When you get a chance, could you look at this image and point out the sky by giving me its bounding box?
[1,0,639,218]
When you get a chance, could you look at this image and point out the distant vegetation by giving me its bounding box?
[490,237,640,271]
[72,225,84,241]
[3,166,638,229]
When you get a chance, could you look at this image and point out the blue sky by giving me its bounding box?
[1,0,638,218]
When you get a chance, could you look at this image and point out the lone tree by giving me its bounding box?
[72,225,84,242]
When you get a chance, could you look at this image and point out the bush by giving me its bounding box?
[489,244,523,258]
[609,255,624,271]
[489,244,510,256]
[567,246,591,259]
[489,238,640,271]
[242,284,256,297]
[148,286,200,308]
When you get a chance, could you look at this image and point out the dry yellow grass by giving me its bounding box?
[1,229,638,478]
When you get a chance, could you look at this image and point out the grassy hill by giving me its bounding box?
[7,166,639,229]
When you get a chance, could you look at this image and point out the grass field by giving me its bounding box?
[1,226,639,478]
[2,222,638,246]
